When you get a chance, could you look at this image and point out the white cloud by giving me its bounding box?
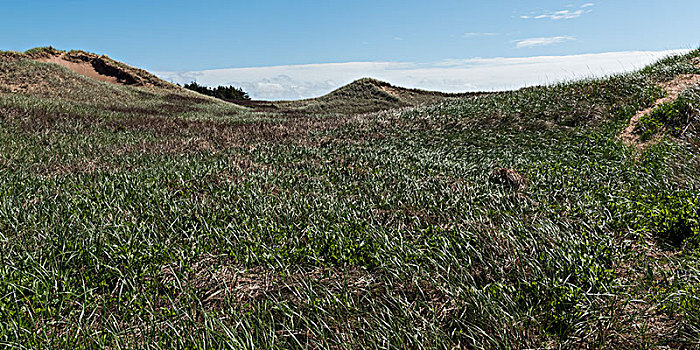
[155,50,688,101]
[541,10,585,19]
[521,3,594,20]
[464,32,498,38]
[515,36,575,48]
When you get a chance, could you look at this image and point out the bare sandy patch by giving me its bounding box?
[32,51,174,87]
[36,53,122,84]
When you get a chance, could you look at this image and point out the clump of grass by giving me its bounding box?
[24,46,64,59]
[621,191,700,247]
[640,50,700,81]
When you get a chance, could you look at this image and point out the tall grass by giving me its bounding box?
[0,48,699,349]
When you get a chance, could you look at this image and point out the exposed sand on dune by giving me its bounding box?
[36,53,122,84]
[32,51,173,88]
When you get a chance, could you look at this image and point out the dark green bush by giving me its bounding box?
[183,81,251,101]
[652,194,699,247]
[634,192,700,247]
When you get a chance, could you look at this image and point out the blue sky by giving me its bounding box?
[2,0,699,99]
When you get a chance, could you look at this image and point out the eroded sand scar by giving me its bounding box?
[33,51,170,87]
[36,53,122,84]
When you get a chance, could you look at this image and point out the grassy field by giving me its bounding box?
[1,48,700,349]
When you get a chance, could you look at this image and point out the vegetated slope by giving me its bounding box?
[2,47,469,117]
[0,47,249,131]
[274,78,488,114]
[0,47,700,349]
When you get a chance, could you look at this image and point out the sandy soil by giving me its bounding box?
[36,53,121,84]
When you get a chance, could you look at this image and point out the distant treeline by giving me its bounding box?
[182,81,251,101]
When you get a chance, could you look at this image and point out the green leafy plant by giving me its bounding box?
[637,88,700,140]
[647,193,700,247]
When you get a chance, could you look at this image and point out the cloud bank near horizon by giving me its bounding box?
[155,50,687,101]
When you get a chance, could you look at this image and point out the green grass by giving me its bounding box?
[637,87,700,141]
[0,48,699,349]
[272,78,486,115]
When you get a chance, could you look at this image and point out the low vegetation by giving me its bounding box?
[0,47,699,349]
[637,87,700,141]
[183,81,251,102]
[273,78,488,114]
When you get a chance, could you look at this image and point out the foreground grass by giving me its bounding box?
[0,49,699,349]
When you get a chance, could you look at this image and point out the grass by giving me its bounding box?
[637,87,700,141]
[0,48,699,348]
[272,78,488,115]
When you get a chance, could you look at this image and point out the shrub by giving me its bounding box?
[629,192,700,247]
[183,81,250,101]
[650,193,700,247]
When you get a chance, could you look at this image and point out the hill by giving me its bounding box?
[1,47,473,118]
[272,78,489,114]
[0,46,700,349]
[221,78,489,115]
[0,47,247,131]
[28,46,173,87]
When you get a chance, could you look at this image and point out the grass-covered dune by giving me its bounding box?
[272,78,490,114]
[1,47,700,349]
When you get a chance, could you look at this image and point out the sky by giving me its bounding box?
[1,0,699,100]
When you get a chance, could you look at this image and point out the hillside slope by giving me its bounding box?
[0,47,248,132]
[1,48,474,118]
[27,46,174,87]
[273,78,488,114]
[0,47,700,349]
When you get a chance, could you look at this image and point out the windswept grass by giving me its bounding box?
[0,48,699,349]
[273,78,488,115]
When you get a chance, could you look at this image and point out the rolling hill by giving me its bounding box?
[1,47,700,349]
[271,77,490,114]
[1,47,480,118]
